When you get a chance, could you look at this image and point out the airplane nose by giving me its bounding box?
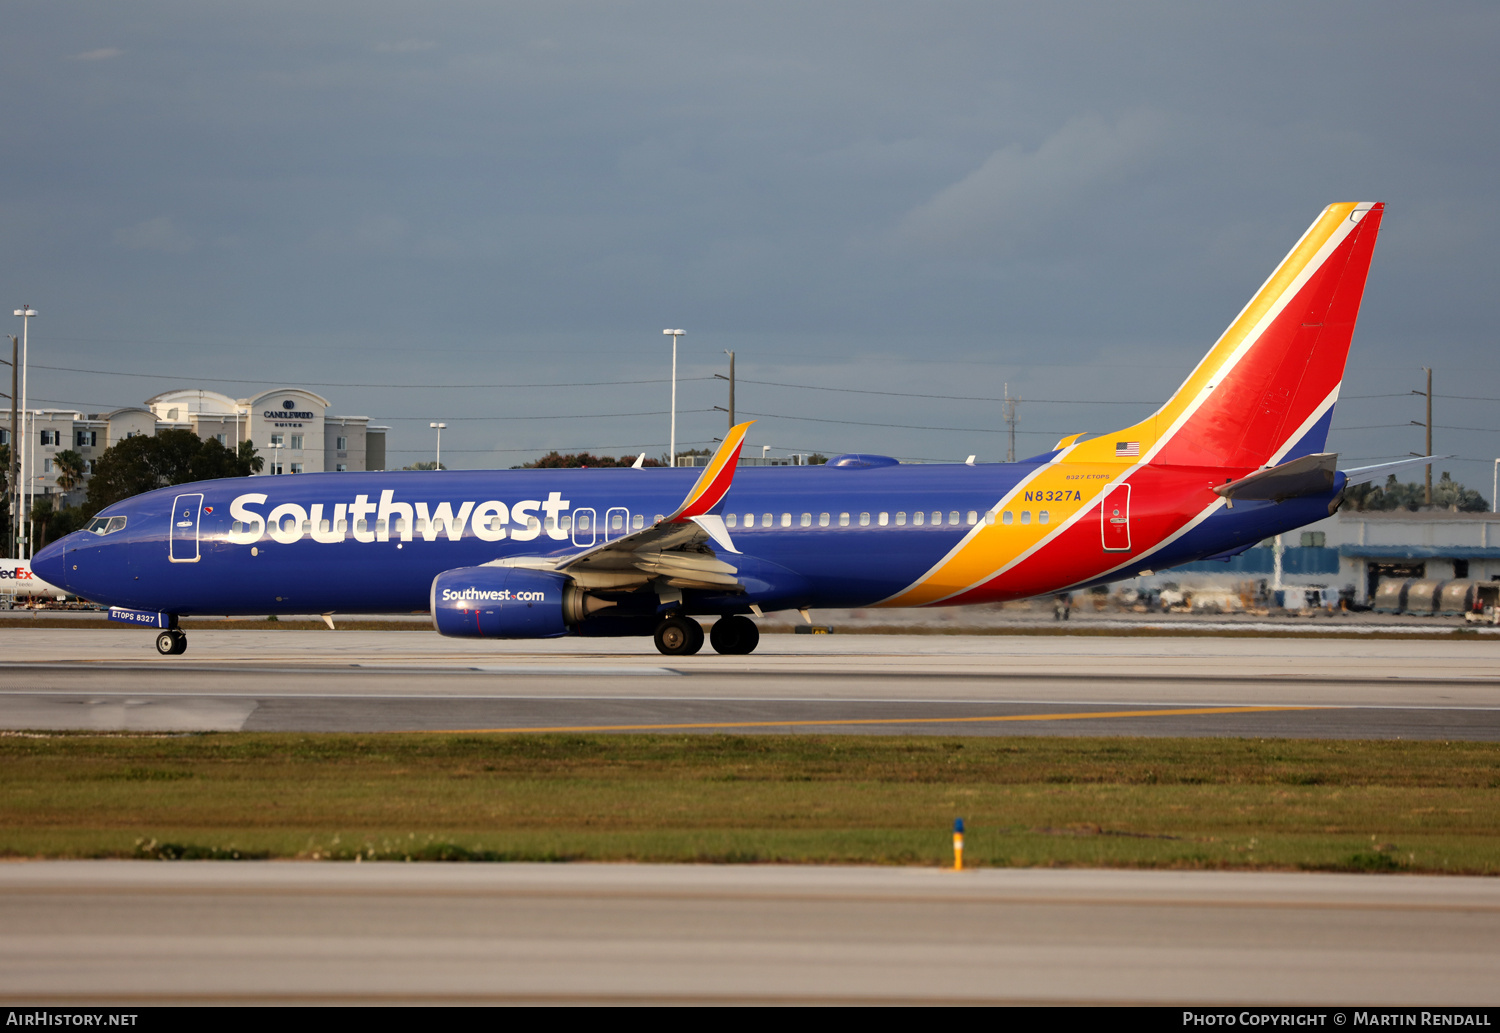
[32,538,68,588]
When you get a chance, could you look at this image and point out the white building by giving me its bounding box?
[5,388,387,505]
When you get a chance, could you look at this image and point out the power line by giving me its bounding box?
[29,362,714,390]
[372,409,714,422]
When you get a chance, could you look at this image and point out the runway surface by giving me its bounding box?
[4,628,1500,738]
[2,862,1496,1005]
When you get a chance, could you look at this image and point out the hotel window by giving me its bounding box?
[76,430,97,448]
[0,429,8,446]
[335,464,348,472]
[214,434,226,445]
[290,434,304,450]
[40,429,59,446]
[43,458,53,473]
[336,436,348,450]
[290,463,304,474]
[270,434,284,448]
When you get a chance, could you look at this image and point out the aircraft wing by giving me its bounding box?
[549,421,754,591]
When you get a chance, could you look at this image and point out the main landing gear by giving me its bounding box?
[652,614,760,656]
[155,629,187,656]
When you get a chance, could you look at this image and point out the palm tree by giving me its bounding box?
[52,450,88,506]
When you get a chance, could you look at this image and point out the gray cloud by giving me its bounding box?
[896,110,1171,256]
[112,217,194,254]
[1,2,1496,481]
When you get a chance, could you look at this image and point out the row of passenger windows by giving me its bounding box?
[228,509,1056,537]
[726,509,1050,528]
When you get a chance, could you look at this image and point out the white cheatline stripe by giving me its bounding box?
[1268,384,1341,467]
[1149,204,1345,424]
[878,209,1361,608]
[1135,214,1358,468]
[1068,381,1344,589]
[915,327,1351,605]
[872,439,1095,606]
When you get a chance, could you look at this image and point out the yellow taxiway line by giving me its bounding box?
[435,704,1321,735]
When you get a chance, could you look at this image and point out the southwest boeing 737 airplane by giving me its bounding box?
[34,202,1422,657]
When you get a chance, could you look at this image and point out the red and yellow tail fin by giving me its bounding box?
[667,420,754,523]
[1067,202,1384,471]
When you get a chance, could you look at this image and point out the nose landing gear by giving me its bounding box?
[155,629,187,656]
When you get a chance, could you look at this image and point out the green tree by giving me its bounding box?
[237,439,264,475]
[52,449,88,501]
[402,461,447,471]
[84,430,261,517]
[518,452,661,469]
[30,495,88,551]
[1343,472,1488,512]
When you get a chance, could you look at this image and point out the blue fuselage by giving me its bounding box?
[32,462,1336,620]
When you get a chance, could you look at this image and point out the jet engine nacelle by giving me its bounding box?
[430,566,610,638]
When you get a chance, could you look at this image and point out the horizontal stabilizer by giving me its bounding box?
[1339,455,1452,487]
[1214,452,1338,502]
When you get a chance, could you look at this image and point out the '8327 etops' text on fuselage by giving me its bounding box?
[34,202,1419,656]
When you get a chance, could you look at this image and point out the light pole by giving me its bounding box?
[1492,459,1498,515]
[430,422,446,469]
[663,329,684,466]
[13,307,35,559]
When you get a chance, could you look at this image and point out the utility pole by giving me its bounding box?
[13,307,35,559]
[714,351,736,432]
[1411,367,1432,506]
[5,336,14,558]
[1002,383,1019,464]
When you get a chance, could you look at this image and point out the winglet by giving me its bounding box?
[666,420,754,523]
[631,452,645,470]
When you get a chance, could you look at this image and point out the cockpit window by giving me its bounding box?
[89,516,127,536]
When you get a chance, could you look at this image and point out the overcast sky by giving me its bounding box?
[3,2,1497,485]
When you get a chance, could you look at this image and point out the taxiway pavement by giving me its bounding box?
[2,629,1499,737]
[1,862,1496,1005]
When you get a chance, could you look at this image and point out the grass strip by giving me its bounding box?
[2,732,1496,872]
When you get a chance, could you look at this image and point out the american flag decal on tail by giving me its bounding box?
[1115,441,1140,457]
